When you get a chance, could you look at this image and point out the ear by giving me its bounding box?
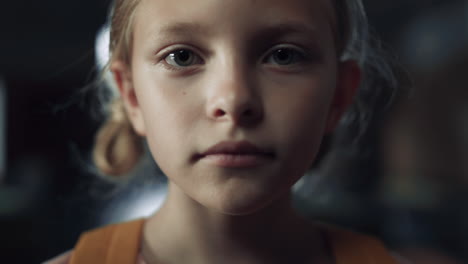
[325,60,361,133]
[110,61,146,136]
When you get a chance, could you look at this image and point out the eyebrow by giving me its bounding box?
[156,22,212,37]
[250,22,320,47]
[154,21,318,40]
[255,22,318,39]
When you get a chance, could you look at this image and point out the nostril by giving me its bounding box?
[214,109,226,117]
[243,108,253,117]
[209,102,263,125]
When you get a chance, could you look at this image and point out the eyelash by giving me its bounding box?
[158,44,312,72]
[262,45,311,67]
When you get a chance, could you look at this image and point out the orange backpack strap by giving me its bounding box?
[69,219,146,264]
[324,225,397,264]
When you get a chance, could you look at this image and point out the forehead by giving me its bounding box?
[132,0,336,41]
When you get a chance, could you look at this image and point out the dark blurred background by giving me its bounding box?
[1,0,468,263]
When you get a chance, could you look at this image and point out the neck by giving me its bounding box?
[142,183,330,264]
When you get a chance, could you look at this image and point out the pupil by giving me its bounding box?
[176,50,192,65]
[178,50,190,61]
[275,49,292,64]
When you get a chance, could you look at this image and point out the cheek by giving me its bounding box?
[132,70,202,167]
[267,72,336,168]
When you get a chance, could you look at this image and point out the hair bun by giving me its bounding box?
[93,99,143,177]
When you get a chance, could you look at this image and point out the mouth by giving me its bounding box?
[195,141,275,168]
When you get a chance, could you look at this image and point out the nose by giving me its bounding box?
[205,64,263,127]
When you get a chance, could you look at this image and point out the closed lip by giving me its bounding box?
[197,141,275,158]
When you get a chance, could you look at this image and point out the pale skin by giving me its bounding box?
[46,0,364,263]
[125,0,358,263]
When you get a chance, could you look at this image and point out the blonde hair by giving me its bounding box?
[93,0,396,177]
[93,0,141,176]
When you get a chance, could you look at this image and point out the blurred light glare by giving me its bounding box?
[95,24,119,97]
[126,189,166,218]
[95,25,110,70]
[100,185,168,225]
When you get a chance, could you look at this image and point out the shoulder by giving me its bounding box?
[54,219,146,264]
[320,224,405,264]
[43,250,73,264]
[41,224,120,264]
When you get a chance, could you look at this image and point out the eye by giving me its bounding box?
[264,47,306,66]
[164,49,202,67]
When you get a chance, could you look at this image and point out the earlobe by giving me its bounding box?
[325,60,361,133]
[110,61,147,136]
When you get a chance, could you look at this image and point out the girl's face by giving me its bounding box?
[114,0,359,215]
